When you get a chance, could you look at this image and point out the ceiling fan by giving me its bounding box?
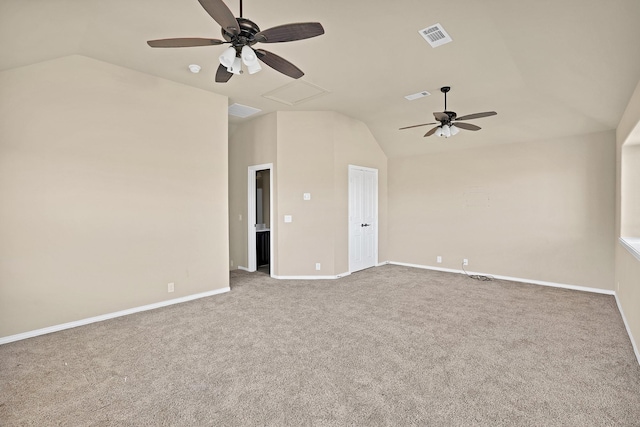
[147,0,324,82]
[399,87,497,137]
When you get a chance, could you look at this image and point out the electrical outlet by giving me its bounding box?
[168,282,175,293]
[463,259,468,266]
[230,259,234,267]
[315,263,321,271]
[437,256,442,263]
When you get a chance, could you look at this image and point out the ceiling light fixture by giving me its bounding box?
[241,45,262,74]
[218,45,263,76]
[219,47,237,70]
[228,57,243,75]
[188,64,201,73]
[435,124,460,138]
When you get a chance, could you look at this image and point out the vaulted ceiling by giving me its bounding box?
[2,0,640,158]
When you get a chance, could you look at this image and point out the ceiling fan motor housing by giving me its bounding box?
[222,17,260,51]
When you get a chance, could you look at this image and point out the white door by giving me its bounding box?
[349,166,378,273]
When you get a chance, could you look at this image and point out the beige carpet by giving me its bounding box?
[1,265,639,426]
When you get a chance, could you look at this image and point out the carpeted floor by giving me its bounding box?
[1,265,639,426]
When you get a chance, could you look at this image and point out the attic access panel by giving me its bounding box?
[262,80,329,106]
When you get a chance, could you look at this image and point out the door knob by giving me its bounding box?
[361,223,371,227]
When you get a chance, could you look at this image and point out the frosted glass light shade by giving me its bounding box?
[241,46,258,65]
[219,47,237,68]
[247,61,262,74]
[227,57,243,74]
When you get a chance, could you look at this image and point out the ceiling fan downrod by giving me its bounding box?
[441,86,450,111]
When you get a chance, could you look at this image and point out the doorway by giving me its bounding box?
[248,164,273,274]
[348,165,378,273]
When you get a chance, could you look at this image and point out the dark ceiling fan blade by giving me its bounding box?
[215,63,233,83]
[455,111,497,121]
[197,0,240,35]
[255,49,304,79]
[399,122,437,130]
[453,122,481,131]
[147,38,226,48]
[254,22,325,43]
[433,112,448,121]
[424,126,440,137]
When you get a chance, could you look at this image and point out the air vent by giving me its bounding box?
[228,103,261,118]
[418,23,452,48]
[405,91,431,101]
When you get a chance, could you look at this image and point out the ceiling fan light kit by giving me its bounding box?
[399,86,497,139]
[228,57,243,74]
[241,45,262,74]
[147,0,325,82]
[219,46,237,68]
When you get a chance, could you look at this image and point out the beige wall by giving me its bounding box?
[257,170,270,227]
[277,112,336,276]
[616,78,640,361]
[228,114,278,271]
[229,111,388,277]
[388,131,616,290]
[276,111,388,277]
[0,55,230,338]
[621,145,640,237]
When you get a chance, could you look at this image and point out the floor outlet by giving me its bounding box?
[315,263,321,271]
[463,259,468,266]
[168,282,175,293]
[437,256,442,263]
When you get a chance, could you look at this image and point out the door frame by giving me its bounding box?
[348,165,379,273]
[247,163,273,273]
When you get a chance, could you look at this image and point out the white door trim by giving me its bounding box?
[247,163,273,272]
[348,165,379,273]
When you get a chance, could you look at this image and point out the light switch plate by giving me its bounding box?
[284,215,292,223]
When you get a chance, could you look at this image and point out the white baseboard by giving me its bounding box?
[388,261,615,295]
[271,272,351,280]
[0,287,230,345]
[237,266,252,272]
[614,293,640,366]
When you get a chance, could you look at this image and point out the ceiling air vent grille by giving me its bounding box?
[419,23,452,48]
[228,103,261,118]
[405,91,431,101]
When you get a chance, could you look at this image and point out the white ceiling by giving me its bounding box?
[2,0,640,158]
